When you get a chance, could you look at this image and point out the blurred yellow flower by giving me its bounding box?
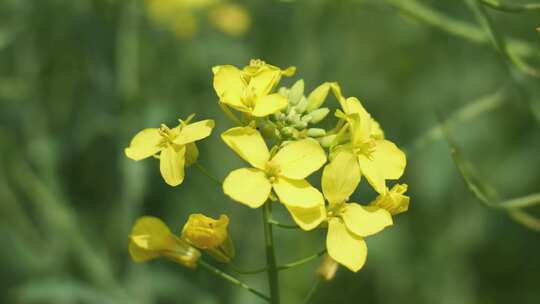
[290,150,393,271]
[145,0,252,38]
[182,213,235,263]
[129,216,201,268]
[124,115,215,186]
[212,60,295,117]
[208,3,251,37]
[370,183,410,215]
[221,126,326,225]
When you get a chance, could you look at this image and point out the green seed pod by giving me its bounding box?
[309,108,330,124]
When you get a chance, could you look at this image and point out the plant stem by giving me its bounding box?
[481,0,540,12]
[278,249,326,271]
[194,162,222,186]
[302,278,321,304]
[262,203,280,304]
[199,260,270,302]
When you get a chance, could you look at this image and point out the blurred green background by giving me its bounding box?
[1,0,540,303]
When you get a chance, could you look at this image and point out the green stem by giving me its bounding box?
[302,278,321,304]
[481,0,540,12]
[194,162,222,186]
[268,219,301,229]
[262,203,280,304]
[199,260,270,302]
[278,249,326,271]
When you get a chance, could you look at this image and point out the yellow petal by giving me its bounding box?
[326,218,367,272]
[322,149,361,206]
[271,139,326,180]
[349,112,372,146]
[185,143,199,167]
[223,168,271,208]
[248,67,281,96]
[273,177,324,208]
[129,241,160,262]
[221,127,270,169]
[213,65,249,111]
[212,65,245,100]
[358,140,406,193]
[129,216,173,250]
[344,98,385,140]
[125,128,163,161]
[285,204,326,231]
[174,119,215,145]
[370,183,410,215]
[182,214,229,249]
[251,94,288,117]
[341,203,393,237]
[159,145,186,186]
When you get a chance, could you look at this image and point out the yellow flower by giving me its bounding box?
[370,183,410,215]
[129,216,201,268]
[212,60,295,117]
[221,126,326,228]
[290,150,393,272]
[182,213,235,263]
[342,112,406,193]
[331,83,384,140]
[124,115,215,186]
[208,3,251,37]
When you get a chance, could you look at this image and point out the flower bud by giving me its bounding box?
[306,128,326,137]
[288,79,305,106]
[308,108,330,124]
[129,216,200,268]
[318,134,336,148]
[182,214,235,263]
[317,254,339,281]
[295,97,308,114]
[306,82,331,112]
[370,184,410,215]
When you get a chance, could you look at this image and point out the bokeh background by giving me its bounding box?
[1,0,540,303]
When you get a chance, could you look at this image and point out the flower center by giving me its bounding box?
[159,124,177,144]
[241,87,257,109]
[353,139,376,159]
[264,161,281,183]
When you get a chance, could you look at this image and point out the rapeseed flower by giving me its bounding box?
[129,216,201,268]
[290,150,393,271]
[125,115,215,186]
[182,213,235,263]
[370,183,410,215]
[212,60,295,117]
[221,126,326,228]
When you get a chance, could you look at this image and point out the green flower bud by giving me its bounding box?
[288,79,304,105]
[309,108,330,124]
[318,134,336,148]
[295,96,308,114]
[306,128,326,137]
[301,114,313,124]
[307,82,331,112]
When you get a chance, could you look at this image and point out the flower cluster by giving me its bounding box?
[213,59,409,271]
[125,58,409,276]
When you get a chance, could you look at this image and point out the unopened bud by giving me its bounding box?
[309,108,330,124]
[306,128,326,137]
[307,82,331,112]
[288,79,305,106]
